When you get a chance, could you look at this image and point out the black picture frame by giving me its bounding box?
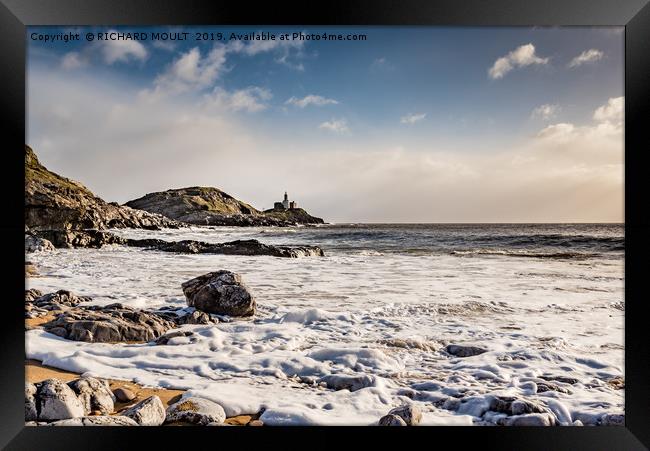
[1,0,648,449]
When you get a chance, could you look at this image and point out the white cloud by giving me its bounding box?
[488,43,549,79]
[100,37,148,64]
[237,36,306,71]
[568,49,604,68]
[61,52,87,70]
[152,40,177,52]
[400,113,426,124]
[593,96,623,125]
[531,104,561,121]
[203,86,272,113]
[319,119,349,133]
[285,95,338,108]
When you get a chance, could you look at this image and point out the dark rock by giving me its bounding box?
[68,377,115,415]
[536,381,572,394]
[539,375,579,385]
[165,397,226,425]
[32,290,92,310]
[113,387,136,403]
[182,271,256,317]
[445,344,488,357]
[154,330,196,345]
[128,237,324,258]
[42,304,177,343]
[378,414,407,426]
[26,145,182,231]
[122,396,165,426]
[33,229,126,249]
[25,289,43,303]
[25,233,54,253]
[318,374,376,392]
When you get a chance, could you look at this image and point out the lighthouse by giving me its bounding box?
[282,191,289,210]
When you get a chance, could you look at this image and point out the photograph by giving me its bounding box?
[22,24,628,428]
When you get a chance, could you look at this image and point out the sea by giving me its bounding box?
[25,223,624,425]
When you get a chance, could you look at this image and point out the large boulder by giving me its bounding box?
[43,304,177,343]
[36,379,86,421]
[182,271,256,317]
[165,397,226,425]
[122,396,166,426]
[68,377,116,415]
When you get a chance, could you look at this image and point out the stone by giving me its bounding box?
[318,374,376,392]
[491,396,550,416]
[248,419,264,426]
[25,383,37,421]
[25,289,43,303]
[182,271,256,317]
[446,344,488,357]
[378,414,407,426]
[165,397,226,425]
[49,416,139,426]
[497,413,556,426]
[32,290,92,310]
[25,234,55,253]
[387,405,422,426]
[42,303,177,343]
[113,387,136,402]
[154,330,196,345]
[68,377,116,415]
[35,230,126,249]
[122,395,165,426]
[36,378,86,421]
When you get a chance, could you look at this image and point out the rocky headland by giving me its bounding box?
[126,187,325,226]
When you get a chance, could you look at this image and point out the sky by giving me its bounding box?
[27,26,624,223]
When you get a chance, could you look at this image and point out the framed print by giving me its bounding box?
[1,0,649,449]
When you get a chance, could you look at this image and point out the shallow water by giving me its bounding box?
[25,224,624,425]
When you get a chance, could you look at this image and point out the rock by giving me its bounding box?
[128,237,324,258]
[122,396,165,426]
[42,303,177,343]
[539,375,580,385]
[165,397,226,425]
[36,378,86,421]
[224,415,252,426]
[318,374,376,392]
[25,262,39,277]
[49,416,139,426]
[446,344,488,357]
[126,186,324,227]
[25,289,43,303]
[599,413,624,426]
[25,383,37,421]
[378,414,407,426]
[607,376,625,390]
[387,405,422,426]
[113,387,136,402]
[68,377,115,415]
[536,381,572,394]
[491,396,550,416]
[498,413,556,426]
[34,230,127,249]
[26,145,182,232]
[31,290,91,310]
[25,234,54,253]
[182,271,256,317]
[177,310,215,325]
[248,419,264,426]
[154,330,196,345]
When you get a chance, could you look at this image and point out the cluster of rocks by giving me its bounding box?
[31,270,256,342]
[25,376,244,427]
[128,237,325,258]
[378,405,422,426]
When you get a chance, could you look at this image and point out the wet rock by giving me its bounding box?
[387,405,422,426]
[128,237,324,258]
[318,374,376,392]
[34,230,127,249]
[25,383,37,421]
[42,303,176,343]
[36,378,86,421]
[176,310,215,325]
[446,344,488,357]
[491,396,550,416]
[113,387,136,402]
[25,234,55,253]
[32,290,92,310]
[497,413,556,426]
[49,416,139,426]
[166,397,226,425]
[536,381,572,394]
[378,414,407,426]
[182,271,256,317]
[122,396,165,426]
[154,330,196,345]
[68,377,115,415]
[25,289,43,303]
[599,413,624,426]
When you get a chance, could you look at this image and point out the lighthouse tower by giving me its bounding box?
[282,191,289,210]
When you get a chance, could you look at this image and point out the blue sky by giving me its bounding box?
[27,26,624,222]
